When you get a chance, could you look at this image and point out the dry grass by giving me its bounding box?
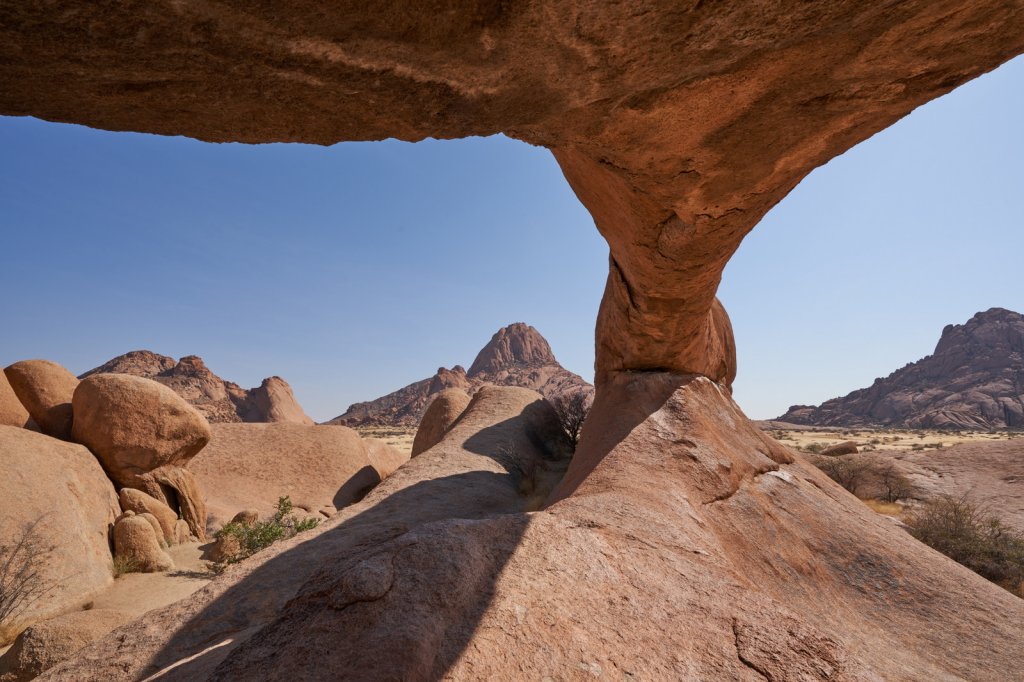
[863,499,903,516]
[769,427,1020,454]
[353,426,416,457]
[0,621,25,647]
[111,556,140,579]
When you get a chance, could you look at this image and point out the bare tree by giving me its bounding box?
[875,461,914,503]
[550,390,593,450]
[0,517,60,631]
[812,455,871,497]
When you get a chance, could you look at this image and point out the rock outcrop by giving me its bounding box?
[5,3,1024,679]
[779,308,1024,429]
[0,426,120,625]
[330,323,591,427]
[362,439,409,480]
[81,351,313,425]
[891,439,1024,533]
[188,423,382,531]
[71,374,212,487]
[112,513,174,573]
[410,388,471,456]
[132,466,207,542]
[40,386,571,681]
[0,609,132,682]
[0,370,36,430]
[4,360,78,440]
[118,488,179,545]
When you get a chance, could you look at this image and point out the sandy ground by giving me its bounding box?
[355,426,416,457]
[764,425,1021,453]
[88,543,215,615]
[0,543,214,659]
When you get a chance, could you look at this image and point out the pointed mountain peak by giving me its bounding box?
[468,323,558,377]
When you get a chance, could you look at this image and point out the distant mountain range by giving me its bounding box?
[778,308,1024,429]
[82,351,313,425]
[328,322,592,428]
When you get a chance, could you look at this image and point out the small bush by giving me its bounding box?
[111,556,140,578]
[812,455,870,496]
[905,495,1024,597]
[0,517,60,640]
[549,390,592,450]
[214,497,320,566]
[804,442,824,454]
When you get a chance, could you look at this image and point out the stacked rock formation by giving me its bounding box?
[0,356,408,680]
[81,351,314,425]
[4,2,1024,679]
[331,323,591,427]
[779,308,1024,429]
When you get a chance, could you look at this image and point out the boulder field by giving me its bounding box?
[4,1,1024,679]
[1,358,399,677]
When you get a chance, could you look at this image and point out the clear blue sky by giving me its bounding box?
[1,56,1021,421]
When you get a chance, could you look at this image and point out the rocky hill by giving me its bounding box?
[328,323,591,427]
[779,308,1024,429]
[81,351,313,425]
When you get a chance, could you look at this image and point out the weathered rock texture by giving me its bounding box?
[41,378,1024,681]
[891,438,1024,533]
[71,373,212,486]
[0,609,131,682]
[0,370,36,430]
[362,439,409,480]
[189,423,382,530]
[780,308,1024,429]
[42,386,569,681]
[5,3,1024,678]
[81,351,313,425]
[133,466,207,542]
[410,388,471,456]
[3,360,78,440]
[331,323,590,427]
[0,426,119,625]
[113,514,174,573]
[118,488,179,545]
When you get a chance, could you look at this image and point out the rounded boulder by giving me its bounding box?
[411,388,471,456]
[113,515,174,572]
[71,373,211,486]
[4,360,79,439]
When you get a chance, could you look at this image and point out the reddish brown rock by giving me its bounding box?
[820,441,860,457]
[238,376,314,425]
[5,3,1024,679]
[81,352,313,425]
[118,488,178,545]
[0,370,36,430]
[113,515,174,573]
[330,323,591,428]
[779,308,1024,428]
[0,609,131,682]
[0,426,119,625]
[362,439,409,479]
[4,360,78,440]
[39,379,1024,681]
[71,373,211,486]
[189,423,380,531]
[410,389,471,457]
[133,466,208,542]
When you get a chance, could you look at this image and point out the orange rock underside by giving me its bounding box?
[3,1,1022,384]
[4,5,1024,679]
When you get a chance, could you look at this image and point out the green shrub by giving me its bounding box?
[214,497,320,566]
[905,495,1024,597]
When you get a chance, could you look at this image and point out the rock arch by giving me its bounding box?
[4,3,1024,679]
